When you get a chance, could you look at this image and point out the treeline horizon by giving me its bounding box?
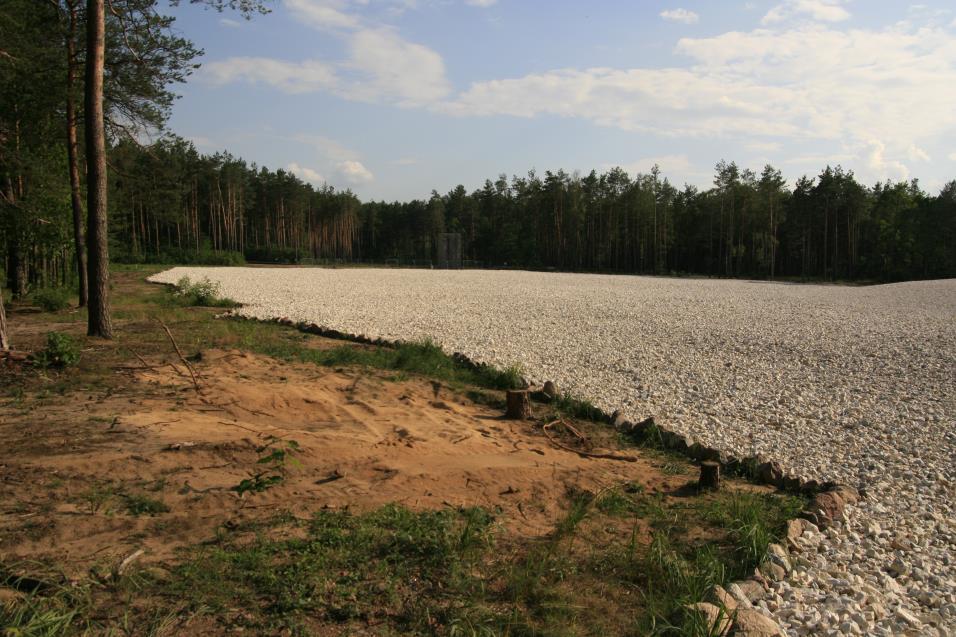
[5,133,956,299]
[2,0,955,314]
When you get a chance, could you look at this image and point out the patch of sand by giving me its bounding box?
[2,350,689,574]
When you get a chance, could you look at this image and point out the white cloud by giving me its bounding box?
[466,0,497,6]
[338,160,374,183]
[205,4,956,187]
[187,135,216,151]
[344,28,451,105]
[203,57,338,94]
[209,4,451,106]
[220,17,242,28]
[285,0,359,30]
[949,152,956,161]
[440,22,956,184]
[660,8,700,24]
[608,154,695,176]
[866,140,909,181]
[783,153,855,166]
[286,137,373,187]
[291,134,359,161]
[907,145,931,162]
[392,157,419,165]
[746,141,782,153]
[762,0,850,25]
[287,162,326,185]
[203,31,449,105]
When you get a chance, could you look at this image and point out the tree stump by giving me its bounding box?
[542,380,558,401]
[505,390,532,419]
[699,461,721,491]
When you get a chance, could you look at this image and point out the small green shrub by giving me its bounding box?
[32,332,81,368]
[233,437,300,495]
[32,287,71,312]
[173,276,237,308]
[124,494,170,516]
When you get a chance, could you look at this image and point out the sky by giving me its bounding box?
[165,0,956,201]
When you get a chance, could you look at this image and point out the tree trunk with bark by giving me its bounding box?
[0,294,9,351]
[505,390,532,420]
[66,0,88,307]
[84,0,112,338]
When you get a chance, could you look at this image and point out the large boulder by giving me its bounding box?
[802,491,846,528]
[685,602,732,636]
[766,543,792,573]
[730,609,785,636]
[831,484,860,505]
[729,579,767,604]
[709,585,739,613]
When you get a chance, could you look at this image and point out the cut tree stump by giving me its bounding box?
[542,381,558,401]
[505,390,532,419]
[699,461,721,491]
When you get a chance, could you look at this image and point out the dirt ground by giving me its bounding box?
[0,344,718,577]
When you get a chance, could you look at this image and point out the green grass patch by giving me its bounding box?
[0,489,806,636]
[123,494,170,516]
[254,337,524,392]
[550,392,606,421]
[167,505,496,633]
[0,591,80,636]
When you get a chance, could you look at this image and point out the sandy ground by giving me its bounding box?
[1,349,705,575]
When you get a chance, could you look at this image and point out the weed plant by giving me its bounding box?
[32,333,81,369]
[32,288,72,312]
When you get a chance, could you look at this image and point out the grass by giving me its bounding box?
[161,505,497,634]
[550,392,607,422]
[123,494,170,516]
[263,338,525,391]
[0,487,805,636]
[0,592,79,636]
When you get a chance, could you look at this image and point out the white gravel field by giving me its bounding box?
[151,267,956,636]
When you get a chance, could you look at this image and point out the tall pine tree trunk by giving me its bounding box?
[66,0,88,307]
[0,292,9,351]
[84,0,112,338]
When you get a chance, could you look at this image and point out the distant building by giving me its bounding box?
[436,233,463,269]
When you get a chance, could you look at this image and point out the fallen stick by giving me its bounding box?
[113,548,145,579]
[217,420,271,436]
[157,320,200,392]
[542,419,637,463]
[125,347,152,369]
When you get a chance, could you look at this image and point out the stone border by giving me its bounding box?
[255,315,863,636]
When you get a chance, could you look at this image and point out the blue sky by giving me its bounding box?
[165,0,956,201]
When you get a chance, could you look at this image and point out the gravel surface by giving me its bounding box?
[151,267,956,636]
